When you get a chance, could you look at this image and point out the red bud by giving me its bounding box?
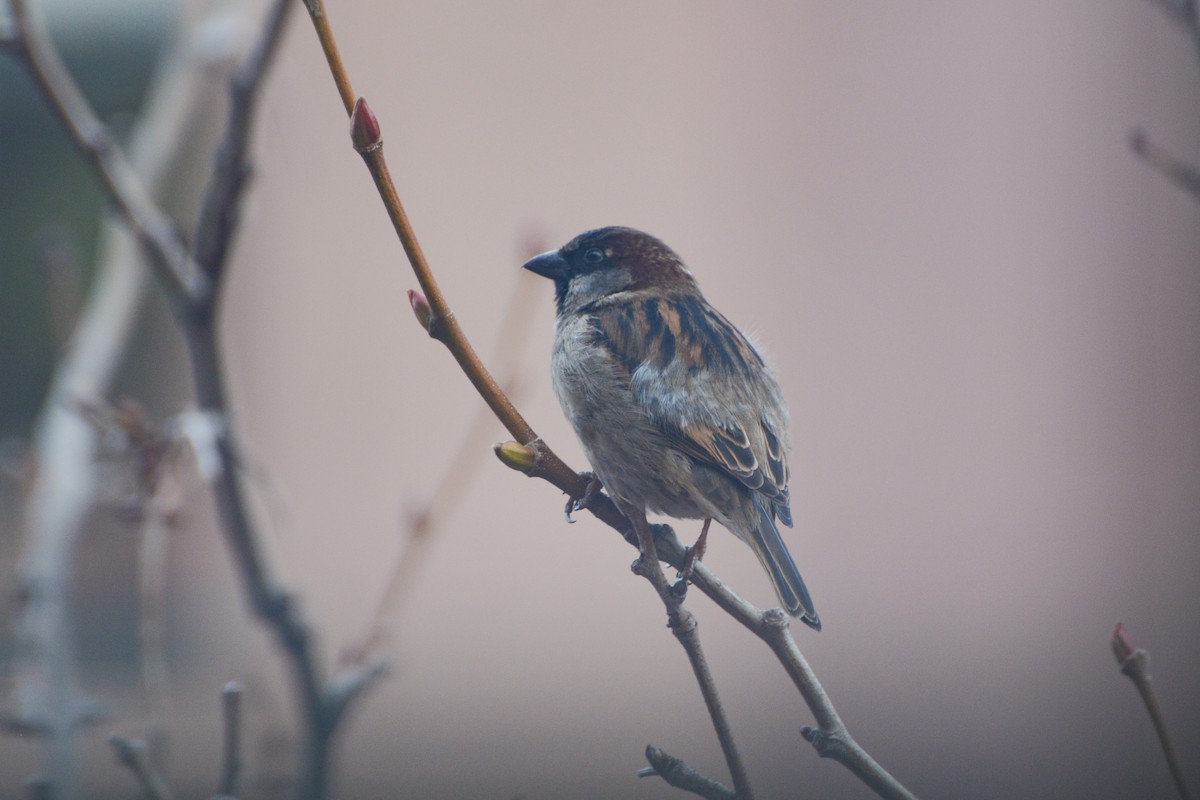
[350,97,381,151]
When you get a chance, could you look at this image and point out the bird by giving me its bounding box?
[523,226,820,630]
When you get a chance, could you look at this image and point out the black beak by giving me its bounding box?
[522,249,568,280]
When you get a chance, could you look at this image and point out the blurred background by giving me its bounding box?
[1,1,1197,798]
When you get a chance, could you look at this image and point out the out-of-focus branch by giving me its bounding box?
[0,3,243,795]
[1144,0,1200,60]
[1112,623,1193,800]
[1130,129,1200,201]
[4,1,386,798]
[215,682,244,799]
[2,0,208,305]
[110,735,175,800]
[1135,2,1200,201]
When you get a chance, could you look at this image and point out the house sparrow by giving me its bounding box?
[523,227,820,630]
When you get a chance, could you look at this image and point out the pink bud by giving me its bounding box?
[407,289,433,331]
[1111,622,1135,665]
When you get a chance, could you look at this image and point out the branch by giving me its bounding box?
[1143,0,1200,61]
[641,746,736,800]
[109,736,175,800]
[1130,129,1200,202]
[300,8,917,799]
[5,2,385,799]
[215,682,244,799]
[1,3,249,795]
[3,0,208,305]
[193,0,292,284]
[1112,623,1193,800]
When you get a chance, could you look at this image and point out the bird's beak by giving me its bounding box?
[522,249,568,280]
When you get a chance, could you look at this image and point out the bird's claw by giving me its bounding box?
[564,472,603,523]
[679,518,712,581]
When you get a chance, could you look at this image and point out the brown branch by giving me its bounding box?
[301,6,918,798]
[1112,623,1193,800]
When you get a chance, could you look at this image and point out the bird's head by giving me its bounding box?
[523,226,697,314]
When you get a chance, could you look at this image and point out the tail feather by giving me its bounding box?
[749,498,820,630]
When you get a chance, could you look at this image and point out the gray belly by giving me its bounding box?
[550,325,709,520]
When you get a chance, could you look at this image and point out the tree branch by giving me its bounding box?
[109,736,175,800]
[4,1,384,798]
[1130,128,1200,201]
[642,746,736,800]
[301,7,918,799]
[1112,623,1193,800]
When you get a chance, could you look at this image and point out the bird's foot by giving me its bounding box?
[679,518,712,581]
[564,471,603,523]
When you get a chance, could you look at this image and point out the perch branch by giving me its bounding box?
[302,7,916,799]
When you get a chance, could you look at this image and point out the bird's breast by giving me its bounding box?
[549,313,707,520]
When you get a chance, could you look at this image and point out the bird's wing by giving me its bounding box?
[590,291,791,516]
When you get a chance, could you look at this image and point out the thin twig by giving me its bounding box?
[1112,623,1193,800]
[2,3,236,795]
[4,0,208,305]
[303,7,917,798]
[666,586,755,799]
[641,746,736,800]
[1143,0,1200,61]
[1130,129,1200,201]
[193,0,292,283]
[4,2,383,799]
[109,735,175,800]
[216,682,244,799]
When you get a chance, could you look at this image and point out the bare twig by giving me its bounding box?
[641,746,736,800]
[5,1,388,798]
[215,682,244,799]
[3,0,207,304]
[1130,129,1200,201]
[1144,0,1200,60]
[300,6,917,796]
[193,0,292,283]
[664,580,755,800]
[1112,623,1193,800]
[1,3,237,795]
[109,735,175,800]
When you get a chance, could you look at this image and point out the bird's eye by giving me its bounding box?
[583,247,605,264]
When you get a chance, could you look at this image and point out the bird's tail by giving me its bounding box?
[748,498,820,630]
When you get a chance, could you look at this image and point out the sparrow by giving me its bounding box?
[523,226,820,630]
